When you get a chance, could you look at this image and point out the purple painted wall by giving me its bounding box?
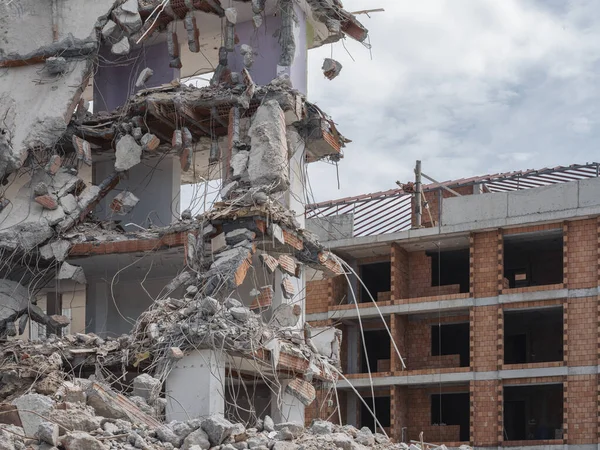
[228,5,307,94]
[93,41,178,113]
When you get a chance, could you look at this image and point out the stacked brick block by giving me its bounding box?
[305,217,600,447]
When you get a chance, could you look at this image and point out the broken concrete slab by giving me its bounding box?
[60,431,107,450]
[132,374,161,401]
[36,421,59,446]
[60,194,79,215]
[58,262,86,284]
[221,180,238,199]
[110,191,139,215]
[248,100,289,192]
[230,151,249,180]
[0,280,29,333]
[111,36,131,55]
[182,427,211,450]
[115,134,142,171]
[212,232,227,253]
[201,415,234,446]
[39,239,71,262]
[230,306,251,322]
[34,182,49,197]
[13,393,54,438]
[135,67,154,88]
[225,228,256,245]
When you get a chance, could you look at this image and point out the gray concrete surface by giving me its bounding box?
[307,214,354,242]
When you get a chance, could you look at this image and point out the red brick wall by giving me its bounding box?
[391,314,407,372]
[406,315,468,370]
[331,275,348,306]
[472,231,500,298]
[471,305,499,372]
[391,386,408,442]
[391,243,409,300]
[471,380,500,447]
[566,374,598,444]
[407,385,469,444]
[566,218,597,289]
[408,251,431,298]
[306,279,330,314]
[566,296,598,367]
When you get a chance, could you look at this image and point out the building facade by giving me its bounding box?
[305,164,600,449]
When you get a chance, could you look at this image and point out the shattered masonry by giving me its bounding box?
[0,1,443,450]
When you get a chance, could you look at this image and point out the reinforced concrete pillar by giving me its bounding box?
[166,349,226,421]
[270,379,305,424]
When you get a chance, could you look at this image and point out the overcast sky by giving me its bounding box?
[305,0,600,203]
[181,0,600,211]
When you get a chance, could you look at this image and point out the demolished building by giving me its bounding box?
[0,1,392,447]
[305,163,600,448]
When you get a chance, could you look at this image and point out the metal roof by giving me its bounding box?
[306,162,600,237]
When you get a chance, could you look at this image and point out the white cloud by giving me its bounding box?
[305,0,600,202]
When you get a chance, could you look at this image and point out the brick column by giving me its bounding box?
[390,314,407,372]
[390,385,408,442]
[391,243,408,301]
[472,231,500,298]
[566,218,597,289]
[470,380,500,447]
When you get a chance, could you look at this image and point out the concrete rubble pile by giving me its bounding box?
[0,381,436,450]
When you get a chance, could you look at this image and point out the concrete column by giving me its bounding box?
[270,379,305,424]
[228,4,307,95]
[86,280,108,335]
[166,349,226,421]
[93,41,179,112]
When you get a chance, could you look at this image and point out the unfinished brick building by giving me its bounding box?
[305,163,600,449]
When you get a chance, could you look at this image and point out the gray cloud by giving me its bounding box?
[306,0,600,202]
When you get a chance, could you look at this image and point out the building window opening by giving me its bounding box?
[429,248,470,294]
[504,307,563,364]
[503,384,563,441]
[359,262,391,303]
[431,323,470,367]
[360,396,390,433]
[361,329,391,373]
[503,231,563,288]
[431,393,470,442]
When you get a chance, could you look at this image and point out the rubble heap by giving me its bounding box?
[0,374,419,450]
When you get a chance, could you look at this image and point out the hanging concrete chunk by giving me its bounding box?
[280,275,295,299]
[112,2,142,34]
[110,191,139,215]
[115,135,142,171]
[230,151,249,180]
[45,57,67,75]
[185,12,200,52]
[240,44,254,68]
[72,135,92,165]
[141,133,160,151]
[322,58,343,80]
[58,262,86,285]
[135,67,154,88]
[111,36,131,55]
[285,378,316,406]
[102,19,118,40]
[248,100,289,192]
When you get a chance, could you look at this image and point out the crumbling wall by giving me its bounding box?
[0,0,117,180]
